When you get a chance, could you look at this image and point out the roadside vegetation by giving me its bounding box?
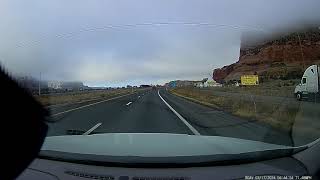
[35,88,142,106]
[170,85,300,132]
[214,79,299,97]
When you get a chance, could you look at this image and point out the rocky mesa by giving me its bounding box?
[213,28,320,83]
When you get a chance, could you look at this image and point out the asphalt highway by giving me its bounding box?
[47,89,295,146]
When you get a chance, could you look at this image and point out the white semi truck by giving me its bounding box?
[294,64,320,101]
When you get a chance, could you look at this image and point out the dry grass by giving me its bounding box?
[171,87,298,132]
[35,88,142,106]
[209,79,299,97]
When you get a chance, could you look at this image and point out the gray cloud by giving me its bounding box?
[0,0,319,86]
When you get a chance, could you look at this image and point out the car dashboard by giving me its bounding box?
[18,156,309,180]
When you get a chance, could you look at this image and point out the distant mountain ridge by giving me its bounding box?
[213,28,320,83]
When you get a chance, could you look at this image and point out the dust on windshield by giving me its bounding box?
[1,0,320,150]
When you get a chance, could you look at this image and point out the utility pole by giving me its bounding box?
[38,72,41,96]
[297,33,305,70]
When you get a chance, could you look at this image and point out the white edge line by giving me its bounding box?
[83,123,102,135]
[52,93,135,116]
[126,102,132,106]
[158,90,201,135]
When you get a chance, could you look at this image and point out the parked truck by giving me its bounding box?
[294,64,320,101]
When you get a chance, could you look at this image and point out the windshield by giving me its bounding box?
[1,0,320,161]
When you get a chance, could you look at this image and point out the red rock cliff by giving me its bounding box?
[213,28,320,83]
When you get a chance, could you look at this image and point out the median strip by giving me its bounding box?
[51,93,135,117]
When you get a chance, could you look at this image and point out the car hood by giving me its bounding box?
[41,133,292,157]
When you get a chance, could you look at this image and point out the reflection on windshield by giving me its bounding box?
[12,27,318,150]
[1,1,320,158]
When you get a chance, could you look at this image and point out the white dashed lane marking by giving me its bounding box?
[83,123,102,135]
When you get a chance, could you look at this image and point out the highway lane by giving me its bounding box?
[47,89,193,136]
[47,88,295,146]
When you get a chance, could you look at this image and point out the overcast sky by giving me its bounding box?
[0,0,319,87]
